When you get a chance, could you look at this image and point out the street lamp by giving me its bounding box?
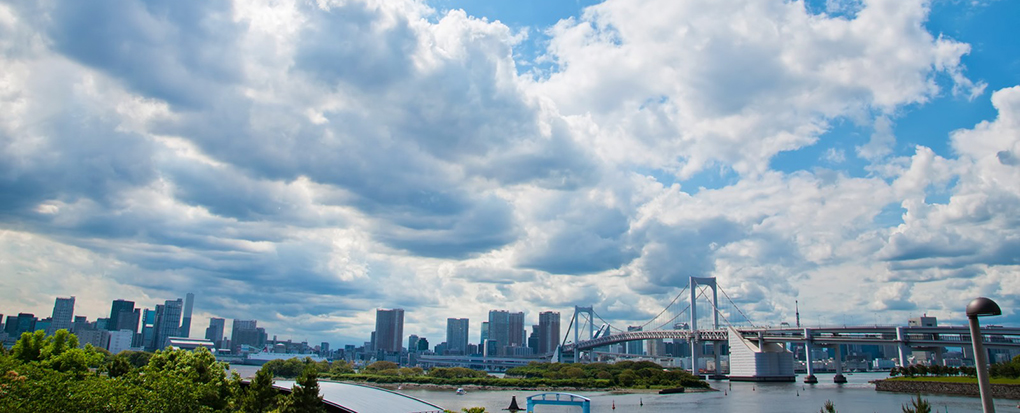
[967,297,1001,413]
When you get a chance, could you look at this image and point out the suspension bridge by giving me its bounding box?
[556,277,1020,383]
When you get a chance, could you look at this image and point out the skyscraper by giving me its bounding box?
[446,318,469,355]
[109,299,139,333]
[141,308,156,350]
[231,319,267,353]
[487,310,525,356]
[627,326,644,355]
[508,312,525,348]
[47,297,75,335]
[179,293,195,338]
[205,317,225,347]
[374,308,404,353]
[538,311,561,355]
[153,299,183,350]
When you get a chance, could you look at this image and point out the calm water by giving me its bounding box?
[398,373,1020,413]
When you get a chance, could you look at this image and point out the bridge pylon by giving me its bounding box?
[572,306,594,363]
[689,277,720,375]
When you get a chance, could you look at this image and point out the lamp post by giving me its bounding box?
[967,297,1001,413]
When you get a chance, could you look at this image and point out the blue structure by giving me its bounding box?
[526,392,590,413]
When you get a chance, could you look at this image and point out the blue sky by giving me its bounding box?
[1,0,1019,347]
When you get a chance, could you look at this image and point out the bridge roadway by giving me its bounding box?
[563,325,1020,352]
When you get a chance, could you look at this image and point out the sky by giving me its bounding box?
[0,0,1018,347]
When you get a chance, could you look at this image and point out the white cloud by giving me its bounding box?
[0,0,1015,344]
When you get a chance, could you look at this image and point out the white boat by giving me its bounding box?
[456,388,466,395]
[244,349,326,366]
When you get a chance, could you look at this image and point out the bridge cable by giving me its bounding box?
[717,285,758,328]
[637,283,690,330]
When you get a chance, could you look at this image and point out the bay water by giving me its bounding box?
[228,365,1017,412]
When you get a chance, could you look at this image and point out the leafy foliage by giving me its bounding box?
[259,357,329,378]
[238,367,279,413]
[279,365,324,413]
[901,394,932,413]
[819,400,837,413]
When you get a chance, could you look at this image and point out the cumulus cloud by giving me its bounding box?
[0,0,1014,344]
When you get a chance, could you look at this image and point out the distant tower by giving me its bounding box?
[153,299,183,350]
[374,309,405,353]
[795,300,801,328]
[446,318,469,355]
[47,297,75,335]
[179,293,195,338]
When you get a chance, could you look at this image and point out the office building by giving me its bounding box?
[446,318,469,355]
[205,317,225,348]
[538,311,561,355]
[153,299,183,350]
[109,299,140,333]
[179,293,195,338]
[231,319,267,353]
[141,309,156,350]
[627,326,644,355]
[108,330,134,354]
[487,310,525,356]
[408,335,420,353]
[375,308,405,353]
[47,297,75,335]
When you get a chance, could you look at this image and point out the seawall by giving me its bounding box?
[873,379,1020,400]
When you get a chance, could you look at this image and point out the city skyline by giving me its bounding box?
[1,0,1019,348]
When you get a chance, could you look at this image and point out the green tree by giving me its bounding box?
[329,360,355,375]
[820,400,837,413]
[902,394,932,413]
[239,367,279,413]
[279,365,324,413]
[364,360,399,373]
[106,356,133,378]
[11,330,47,363]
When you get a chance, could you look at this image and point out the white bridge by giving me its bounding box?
[559,277,1020,383]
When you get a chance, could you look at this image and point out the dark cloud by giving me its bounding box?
[45,0,243,108]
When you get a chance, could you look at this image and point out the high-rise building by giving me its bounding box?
[109,299,140,333]
[626,326,644,355]
[408,335,420,353]
[480,321,489,345]
[153,299,183,350]
[47,297,75,335]
[141,309,156,350]
[231,319,267,353]
[179,293,195,338]
[538,311,561,355]
[15,313,37,336]
[446,318,469,355]
[205,317,225,348]
[374,308,405,353]
[508,312,525,348]
[487,310,525,356]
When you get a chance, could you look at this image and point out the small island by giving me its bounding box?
[872,357,1020,399]
[261,358,711,392]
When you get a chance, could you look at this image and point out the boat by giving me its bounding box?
[456,388,466,395]
[243,349,327,366]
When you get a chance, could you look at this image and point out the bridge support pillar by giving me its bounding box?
[832,344,847,383]
[803,329,817,384]
[895,327,911,367]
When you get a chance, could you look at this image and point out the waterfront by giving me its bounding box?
[398,373,1019,413]
[227,364,1020,412]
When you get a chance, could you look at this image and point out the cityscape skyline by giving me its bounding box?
[1,0,1019,348]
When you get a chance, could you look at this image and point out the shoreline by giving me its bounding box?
[359,381,715,394]
[872,378,1020,400]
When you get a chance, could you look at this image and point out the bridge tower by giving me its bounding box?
[572,306,594,363]
[689,277,720,375]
